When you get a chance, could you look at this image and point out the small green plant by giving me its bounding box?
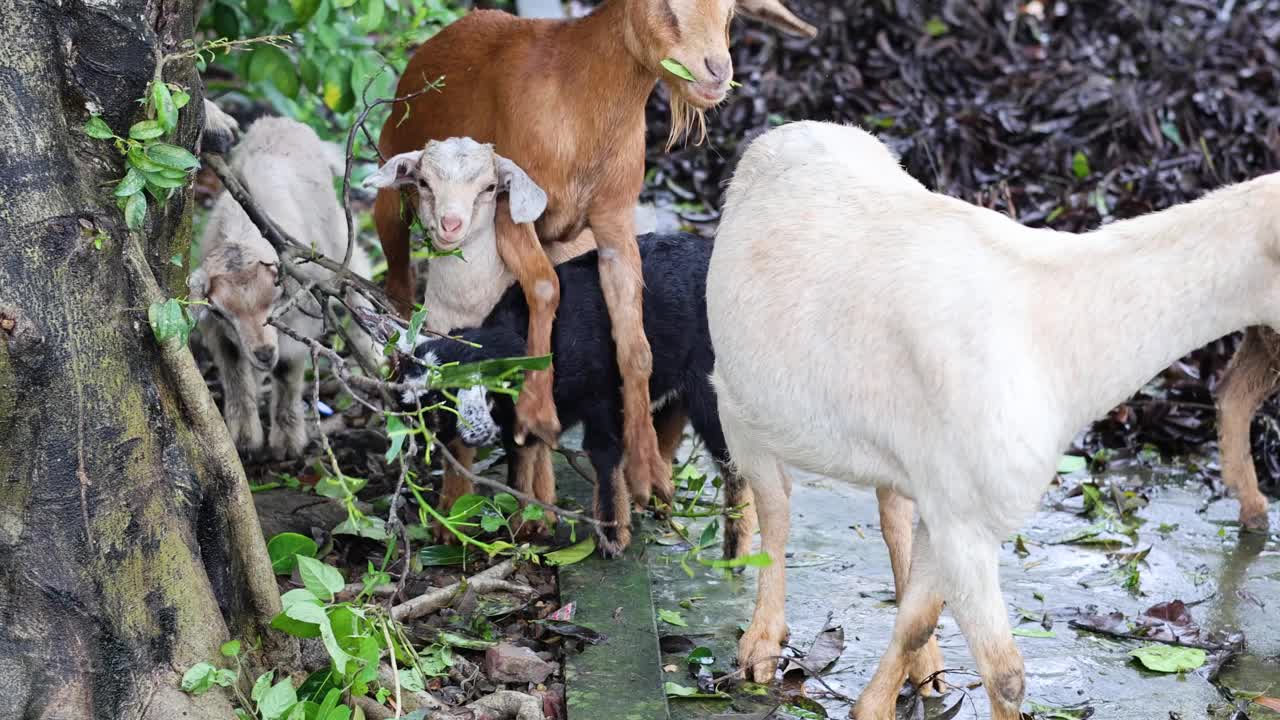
[183,554,447,718]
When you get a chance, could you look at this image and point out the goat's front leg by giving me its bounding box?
[876,488,946,695]
[1216,326,1277,530]
[495,200,560,446]
[582,425,631,557]
[210,328,264,455]
[737,460,792,682]
[588,206,670,508]
[268,355,309,458]
[434,440,476,544]
[510,443,557,540]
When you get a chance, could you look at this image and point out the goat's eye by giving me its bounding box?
[483,184,497,194]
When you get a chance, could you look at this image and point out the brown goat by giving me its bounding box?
[1216,326,1277,530]
[374,0,817,512]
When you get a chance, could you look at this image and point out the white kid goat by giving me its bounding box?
[706,120,1280,720]
[191,115,375,458]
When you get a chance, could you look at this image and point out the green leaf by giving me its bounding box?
[258,678,299,720]
[125,191,147,230]
[148,297,193,345]
[115,168,146,197]
[141,168,189,189]
[334,515,390,540]
[480,513,503,533]
[407,306,429,344]
[316,688,342,720]
[687,646,714,665]
[924,16,949,36]
[704,551,773,569]
[252,671,275,702]
[267,532,319,575]
[322,56,355,112]
[296,556,346,600]
[1128,644,1205,673]
[358,0,385,32]
[220,639,242,657]
[1159,121,1184,148]
[145,143,199,171]
[657,608,688,627]
[84,115,114,139]
[663,681,727,699]
[520,505,545,522]
[419,544,466,566]
[152,81,177,133]
[323,707,352,720]
[128,145,167,173]
[272,610,322,639]
[493,493,519,516]
[1056,455,1087,474]
[1072,151,1090,179]
[438,631,497,650]
[213,668,238,687]
[180,662,218,695]
[1012,627,1056,638]
[399,666,427,692]
[543,536,596,566]
[385,414,410,463]
[661,58,696,82]
[449,494,487,520]
[170,86,190,109]
[129,120,165,141]
[333,0,357,8]
[249,45,301,98]
[290,0,321,25]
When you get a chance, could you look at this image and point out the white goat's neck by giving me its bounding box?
[1038,175,1278,435]
[421,224,513,335]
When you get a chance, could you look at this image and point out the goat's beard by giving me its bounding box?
[665,93,709,151]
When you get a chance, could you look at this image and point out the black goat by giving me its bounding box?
[403,233,754,558]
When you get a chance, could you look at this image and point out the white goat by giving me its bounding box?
[707,120,1280,720]
[363,137,594,532]
[191,115,375,458]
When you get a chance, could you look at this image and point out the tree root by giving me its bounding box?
[123,234,294,666]
[390,560,522,622]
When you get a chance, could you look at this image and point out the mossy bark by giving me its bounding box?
[0,0,285,716]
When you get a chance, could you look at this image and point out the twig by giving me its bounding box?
[390,559,516,622]
[436,440,610,530]
[351,694,394,720]
[556,447,598,484]
[380,620,403,718]
[340,73,447,270]
[202,153,389,306]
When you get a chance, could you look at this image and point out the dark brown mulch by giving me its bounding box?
[642,0,1280,494]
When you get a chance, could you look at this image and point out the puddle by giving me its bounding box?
[649,448,1280,719]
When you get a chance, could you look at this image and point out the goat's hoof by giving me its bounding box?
[907,637,947,697]
[514,389,561,447]
[624,451,667,509]
[1239,499,1270,532]
[737,623,785,684]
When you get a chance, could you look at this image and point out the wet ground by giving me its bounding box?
[568,435,1280,719]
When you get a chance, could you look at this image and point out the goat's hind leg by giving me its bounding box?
[854,522,945,720]
[876,488,946,696]
[1216,326,1277,530]
[582,425,632,557]
[211,329,264,455]
[735,459,791,682]
[511,443,557,540]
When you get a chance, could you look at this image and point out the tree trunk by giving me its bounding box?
[0,0,287,717]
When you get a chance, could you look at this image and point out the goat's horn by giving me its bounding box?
[736,0,818,38]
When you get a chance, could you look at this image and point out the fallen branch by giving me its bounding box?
[390,559,515,622]
[435,690,546,720]
[350,694,395,720]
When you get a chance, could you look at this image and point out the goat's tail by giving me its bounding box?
[200,99,240,154]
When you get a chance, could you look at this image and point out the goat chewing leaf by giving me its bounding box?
[661,58,697,82]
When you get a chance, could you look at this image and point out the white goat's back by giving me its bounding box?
[708,121,1052,528]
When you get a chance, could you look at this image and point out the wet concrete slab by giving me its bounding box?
[551,425,1279,719]
[650,457,1280,719]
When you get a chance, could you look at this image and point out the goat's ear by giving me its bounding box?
[363,150,422,190]
[495,155,547,225]
[736,0,817,38]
